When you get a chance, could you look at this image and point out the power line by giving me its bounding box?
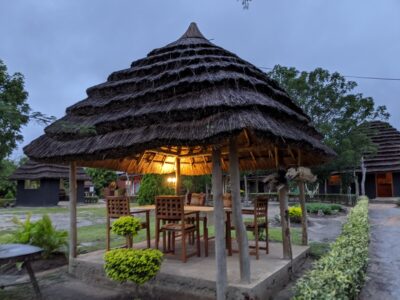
[258,66,400,81]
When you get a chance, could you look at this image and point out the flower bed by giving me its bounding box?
[293,197,369,299]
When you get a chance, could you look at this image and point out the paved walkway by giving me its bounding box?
[360,204,400,300]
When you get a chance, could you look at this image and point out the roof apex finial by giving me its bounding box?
[179,22,206,40]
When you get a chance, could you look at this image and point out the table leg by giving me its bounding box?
[226,211,232,256]
[24,260,42,300]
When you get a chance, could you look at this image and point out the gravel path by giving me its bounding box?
[360,204,400,300]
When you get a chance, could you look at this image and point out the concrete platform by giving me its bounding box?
[71,240,309,300]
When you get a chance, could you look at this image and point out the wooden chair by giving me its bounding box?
[226,196,269,259]
[106,196,151,251]
[155,195,200,263]
[187,193,212,257]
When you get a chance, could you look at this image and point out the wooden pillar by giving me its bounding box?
[298,181,308,246]
[69,162,78,273]
[229,137,251,283]
[175,157,181,195]
[212,147,227,300]
[279,184,292,259]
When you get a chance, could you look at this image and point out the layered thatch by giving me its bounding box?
[9,160,90,181]
[363,121,400,172]
[24,23,335,175]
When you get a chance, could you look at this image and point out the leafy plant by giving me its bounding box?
[305,203,343,215]
[111,216,142,238]
[12,214,67,257]
[294,198,369,299]
[85,168,117,196]
[137,174,174,205]
[104,248,163,284]
[289,206,302,223]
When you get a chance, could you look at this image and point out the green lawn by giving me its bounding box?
[0,206,302,253]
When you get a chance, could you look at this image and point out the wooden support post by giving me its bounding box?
[69,162,77,273]
[212,147,227,300]
[229,137,251,283]
[244,175,249,204]
[298,181,308,246]
[279,183,292,259]
[175,157,181,196]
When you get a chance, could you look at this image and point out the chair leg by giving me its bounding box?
[155,219,160,250]
[204,227,209,257]
[162,220,166,252]
[255,228,259,260]
[146,212,151,248]
[172,232,175,254]
[182,230,187,263]
[196,223,201,258]
[106,218,110,251]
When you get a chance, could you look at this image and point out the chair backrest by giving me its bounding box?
[254,196,268,224]
[155,195,185,221]
[188,193,206,206]
[106,196,131,218]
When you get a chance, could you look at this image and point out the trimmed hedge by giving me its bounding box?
[294,197,369,299]
[111,216,142,237]
[104,248,163,284]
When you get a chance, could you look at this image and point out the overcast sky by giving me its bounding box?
[1,0,399,160]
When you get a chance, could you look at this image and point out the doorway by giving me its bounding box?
[376,172,393,197]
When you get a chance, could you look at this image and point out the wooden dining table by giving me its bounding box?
[133,205,255,256]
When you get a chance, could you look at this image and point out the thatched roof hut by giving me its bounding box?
[9,160,90,206]
[10,160,89,181]
[24,23,334,175]
[23,23,335,289]
[363,121,400,173]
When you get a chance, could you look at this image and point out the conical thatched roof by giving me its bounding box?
[24,23,335,175]
[9,160,90,181]
[363,121,400,172]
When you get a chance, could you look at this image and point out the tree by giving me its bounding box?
[85,168,117,195]
[0,159,18,198]
[136,174,174,205]
[0,59,54,162]
[268,65,389,187]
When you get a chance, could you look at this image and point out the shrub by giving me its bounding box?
[294,198,369,299]
[84,195,99,203]
[289,206,302,223]
[111,216,142,237]
[0,198,15,207]
[137,174,174,205]
[12,214,68,257]
[104,248,163,284]
[305,203,343,215]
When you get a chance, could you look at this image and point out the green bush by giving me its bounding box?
[111,216,142,237]
[294,198,369,299]
[305,203,343,215]
[0,198,15,207]
[84,195,99,203]
[289,206,302,223]
[12,214,68,258]
[104,248,163,284]
[137,174,174,205]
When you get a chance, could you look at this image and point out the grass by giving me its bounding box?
[0,205,303,253]
[308,241,330,258]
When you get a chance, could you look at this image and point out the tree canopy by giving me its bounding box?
[85,168,117,195]
[0,59,54,162]
[268,65,389,179]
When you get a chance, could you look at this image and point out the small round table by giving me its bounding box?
[0,244,43,299]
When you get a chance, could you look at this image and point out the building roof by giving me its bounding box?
[9,160,90,181]
[23,23,334,175]
[363,121,400,173]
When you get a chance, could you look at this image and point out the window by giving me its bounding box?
[328,175,341,186]
[24,179,41,189]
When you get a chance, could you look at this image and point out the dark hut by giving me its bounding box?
[9,160,89,206]
[23,23,334,294]
[324,121,400,199]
